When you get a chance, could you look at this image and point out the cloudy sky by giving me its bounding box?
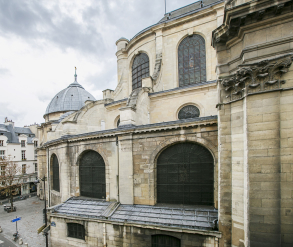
[0,0,198,127]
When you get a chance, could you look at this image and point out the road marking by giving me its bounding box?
[0,240,3,243]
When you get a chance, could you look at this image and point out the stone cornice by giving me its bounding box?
[217,36,293,74]
[218,54,293,104]
[48,212,222,238]
[149,81,217,99]
[212,0,293,47]
[42,116,217,148]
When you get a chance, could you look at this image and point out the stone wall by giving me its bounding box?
[47,122,218,208]
[132,126,218,206]
[115,1,224,101]
[50,216,220,247]
[47,137,118,205]
[213,0,293,245]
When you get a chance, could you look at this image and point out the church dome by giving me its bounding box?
[45,71,96,117]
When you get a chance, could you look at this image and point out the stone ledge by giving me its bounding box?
[43,116,218,147]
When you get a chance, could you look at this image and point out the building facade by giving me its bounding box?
[37,0,293,246]
[0,118,39,197]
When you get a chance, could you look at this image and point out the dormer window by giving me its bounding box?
[0,140,3,146]
[21,140,26,147]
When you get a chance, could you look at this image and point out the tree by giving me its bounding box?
[0,156,26,211]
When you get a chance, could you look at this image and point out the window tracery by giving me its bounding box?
[178,105,200,119]
[178,35,206,87]
[79,150,106,199]
[157,142,214,206]
[132,53,149,90]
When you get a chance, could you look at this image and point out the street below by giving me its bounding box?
[0,196,49,247]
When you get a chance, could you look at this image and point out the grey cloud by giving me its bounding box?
[0,0,106,56]
[0,0,196,56]
[85,59,117,92]
[0,102,26,125]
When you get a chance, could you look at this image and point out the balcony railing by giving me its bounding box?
[22,158,26,161]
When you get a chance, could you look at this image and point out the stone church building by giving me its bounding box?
[36,0,293,246]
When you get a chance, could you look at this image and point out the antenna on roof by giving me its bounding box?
[164,0,166,15]
[74,67,77,82]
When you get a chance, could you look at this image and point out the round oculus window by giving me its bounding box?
[178,105,200,119]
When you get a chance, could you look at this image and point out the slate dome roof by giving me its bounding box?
[45,74,96,116]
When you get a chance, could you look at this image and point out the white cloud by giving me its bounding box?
[0,0,197,126]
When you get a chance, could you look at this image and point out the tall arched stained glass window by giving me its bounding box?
[157,142,214,206]
[52,154,60,192]
[79,150,106,199]
[132,53,149,90]
[178,35,206,87]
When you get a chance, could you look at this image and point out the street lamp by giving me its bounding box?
[34,176,48,247]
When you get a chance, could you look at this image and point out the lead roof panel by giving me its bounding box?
[45,82,96,116]
[53,197,218,231]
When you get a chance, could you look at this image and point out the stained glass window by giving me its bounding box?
[178,35,206,87]
[52,154,60,192]
[79,150,106,199]
[178,105,200,119]
[157,142,214,206]
[132,53,149,90]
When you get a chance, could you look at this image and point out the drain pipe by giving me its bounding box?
[47,148,50,206]
[116,136,120,202]
[103,223,107,247]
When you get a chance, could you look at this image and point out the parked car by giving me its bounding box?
[3,205,16,212]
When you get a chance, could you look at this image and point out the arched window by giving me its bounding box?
[79,150,106,199]
[152,235,180,247]
[52,154,60,192]
[157,142,214,206]
[178,105,200,119]
[178,35,206,87]
[132,53,149,90]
